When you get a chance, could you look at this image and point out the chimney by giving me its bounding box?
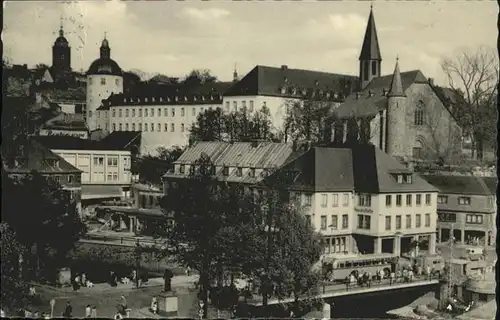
[281,65,288,71]
[428,78,434,86]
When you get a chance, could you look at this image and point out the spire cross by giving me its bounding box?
[60,15,63,29]
[370,1,373,10]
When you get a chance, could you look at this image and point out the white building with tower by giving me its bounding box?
[86,37,123,132]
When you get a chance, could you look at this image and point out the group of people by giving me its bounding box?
[72,273,94,290]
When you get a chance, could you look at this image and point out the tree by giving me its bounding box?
[441,46,498,161]
[0,223,31,313]
[189,106,278,145]
[181,69,218,86]
[284,99,336,145]
[134,146,185,185]
[158,155,324,317]
[1,171,86,283]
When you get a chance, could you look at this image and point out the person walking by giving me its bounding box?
[63,301,73,318]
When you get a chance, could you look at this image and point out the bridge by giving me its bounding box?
[246,274,440,306]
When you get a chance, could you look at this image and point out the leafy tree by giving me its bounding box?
[0,223,31,313]
[441,46,498,160]
[182,69,218,86]
[134,146,185,185]
[1,171,86,283]
[158,155,324,317]
[189,106,277,144]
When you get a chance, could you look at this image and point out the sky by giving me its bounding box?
[3,0,497,85]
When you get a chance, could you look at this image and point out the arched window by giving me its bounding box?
[412,140,424,159]
[414,101,425,126]
[371,61,377,76]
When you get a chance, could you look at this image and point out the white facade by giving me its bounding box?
[51,149,132,186]
[221,95,295,131]
[87,74,123,132]
[103,101,222,155]
[291,189,438,256]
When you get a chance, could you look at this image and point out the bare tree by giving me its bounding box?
[441,46,498,161]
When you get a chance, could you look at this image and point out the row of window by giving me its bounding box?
[178,164,265,179]
[356,213,431,231]
[318,214,349,230]
[385,194,432,207]
[112,122,186,133]
[110,106,213,118]
[324,236,348,254]
[319,193,351,207]
[91,172,122,182]
[88,77,120,86]
[438,195,473,206]
[51,174,81,184]
[224,100,255,113]
[438,212,485,224]
[93,156,119,167]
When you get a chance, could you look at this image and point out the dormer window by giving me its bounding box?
[394,173,412,184]
[223,166,229,176]
[47,159,59,168]
[179,164,185,174]
[145,97,148,103]
[175,96,179,102]
[160,97,163,102]
[397,175,403,184]
[124,98,127,103]
[292,88,297,95]
[152,97,155,102]
[184,96,188,101]
[193,96,197,102]
[280,86,286,94]
[202,96,206,101]
[248,168,256,178]
[236,167,243,177]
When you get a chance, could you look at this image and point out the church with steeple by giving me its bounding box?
[334,6,461,163]
[51,23,72,79]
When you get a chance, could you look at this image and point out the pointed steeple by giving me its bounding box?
[233,63,239,82]
[359,6,382,61]
[387,58,405,97]
[100,33,110,59]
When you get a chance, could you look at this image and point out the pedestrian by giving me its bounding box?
[85,305,91,318]
[91,305,97,318]
[63,301,72,318]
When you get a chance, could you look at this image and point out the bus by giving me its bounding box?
[322,253,398,282]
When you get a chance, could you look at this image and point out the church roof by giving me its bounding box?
[359,8,382,61]
[87,57,122,77]
[387,60,405,97]
[334,69,428,119]
[224,65,358,99]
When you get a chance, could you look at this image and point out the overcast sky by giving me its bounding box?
[4,0,496,85]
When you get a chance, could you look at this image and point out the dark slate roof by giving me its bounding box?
[87,58,122,76]
[421,175,497,196]
[334,70,428,119]
[3,139,81,174]
[275,144,436,193]
[271,147,354,192]
[32,135,131,151]
[352,145,438,193]
[99,131,142,151]
[359,8,382,61]
[98,82,233,110]
[224,65,358,99]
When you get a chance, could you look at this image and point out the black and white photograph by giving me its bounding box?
[2,0,498,319]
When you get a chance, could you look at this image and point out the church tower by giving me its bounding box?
[386,59,407,159]
[86,35,123,132]
[52,23,72,76]
[359,5,382,90]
